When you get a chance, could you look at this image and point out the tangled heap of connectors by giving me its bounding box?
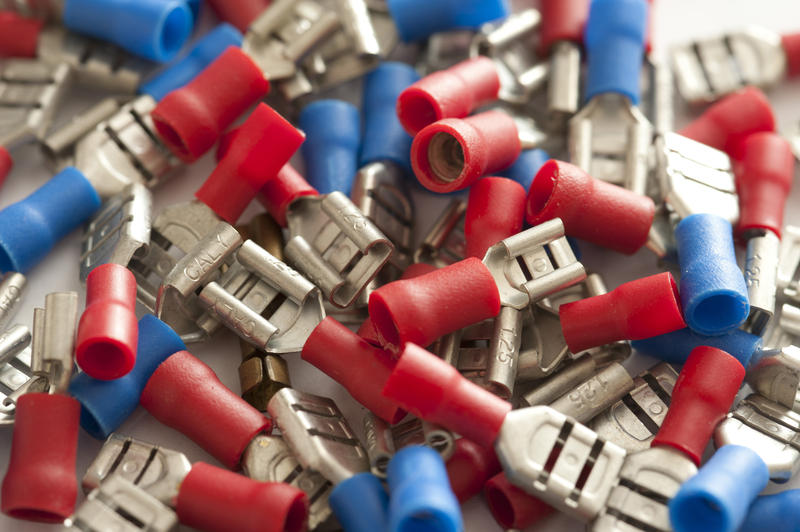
[0,0,798,531]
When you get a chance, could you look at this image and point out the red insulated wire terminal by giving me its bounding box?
[358,262,438,346]
[152,46,270,163]
[0,147,11,188]
[257,164,319,228]
[76,263,138,381]
[484,472,556,529]
[140,350,271,470]
[734,131,795,240]
[538,0,589,55]
[411,110,522,194]
[302,317,406,424]
[381,342,511,448]
[204,0,272,32]
[651,346,745,465]
[1,393,80,523]
[367,257,501,351]
[396,56,501,135]
[445,438,501,504]
[526,159,656,255]
[0,11,43,58]
[464,177,526,259]
[195,103,305,224]
[176,462,309,532]
[559,272,686,353]
[678,86,775,159]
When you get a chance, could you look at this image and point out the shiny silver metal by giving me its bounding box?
[569,93,652,196]
[0,273,26,332]
[41,97,120,171]
[38,26,150,93]
[285,191,393,308]
[778,304,800,343]
[482,219,586,310]
[486,306,524,400]
[591,446,697,532]
[548,363,635,425]
[520,356,600,407]
[0,325,32,425]
[495,405,627,521]
[75,95,183,199]
[267,388,369,484]
[777,226,800,303]
[242,435,335,530]
[642,59,675,137]
[418,30,473,75]
[80,183,152,282]
[351,161,414,277]
[66,475,178,532]
[743,230,781,336]
[156,222,242,342]
[0,60,71,149]
[286,1,396,100]
[200,240,326,353]
[516,307,570,381]
[470,9,540,58]
[591,363,678,452]
[715,393,800,482]
[335,0,381,57]
[362,413,455,480]
[82,433,192,506]
[129,201,220,313]
[547,41,582,128]
[414,198,466,267]
[30,292,78,394]
[748,345,800,411]
[243,0,341,80]
[655,132,739,225]
[363,413,393,478]
[671,27,786,104]
[469,9,545,106]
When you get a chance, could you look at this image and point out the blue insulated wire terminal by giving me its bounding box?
[739,490,800,532]
[386,0,510,42]
[675,213,750,335]
[505,148,550,191]
[140,23,243,101]
[670,445,769,532]
[0,167,101,274]
[299,100,361,195]
[632,327,762,368]
[584,0,648,104]
[330,473,390,532]
[62,0,193,62]
[387,445,462,532]
[360,62,420,172]
[69,315,186,439]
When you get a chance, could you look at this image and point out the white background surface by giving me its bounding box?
[2,0,800,531]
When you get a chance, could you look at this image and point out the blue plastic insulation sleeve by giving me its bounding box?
[360,62,420,172]
[299,100,361,195]
[387,445,463,532]
[329,473,389,532]
[584,0,648,103]
[669,445,769,532]
[675,213,750,336]
[62,0,193,62]
[0,167,100,274]
[140,23,243,100]
[68,315,186,439]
